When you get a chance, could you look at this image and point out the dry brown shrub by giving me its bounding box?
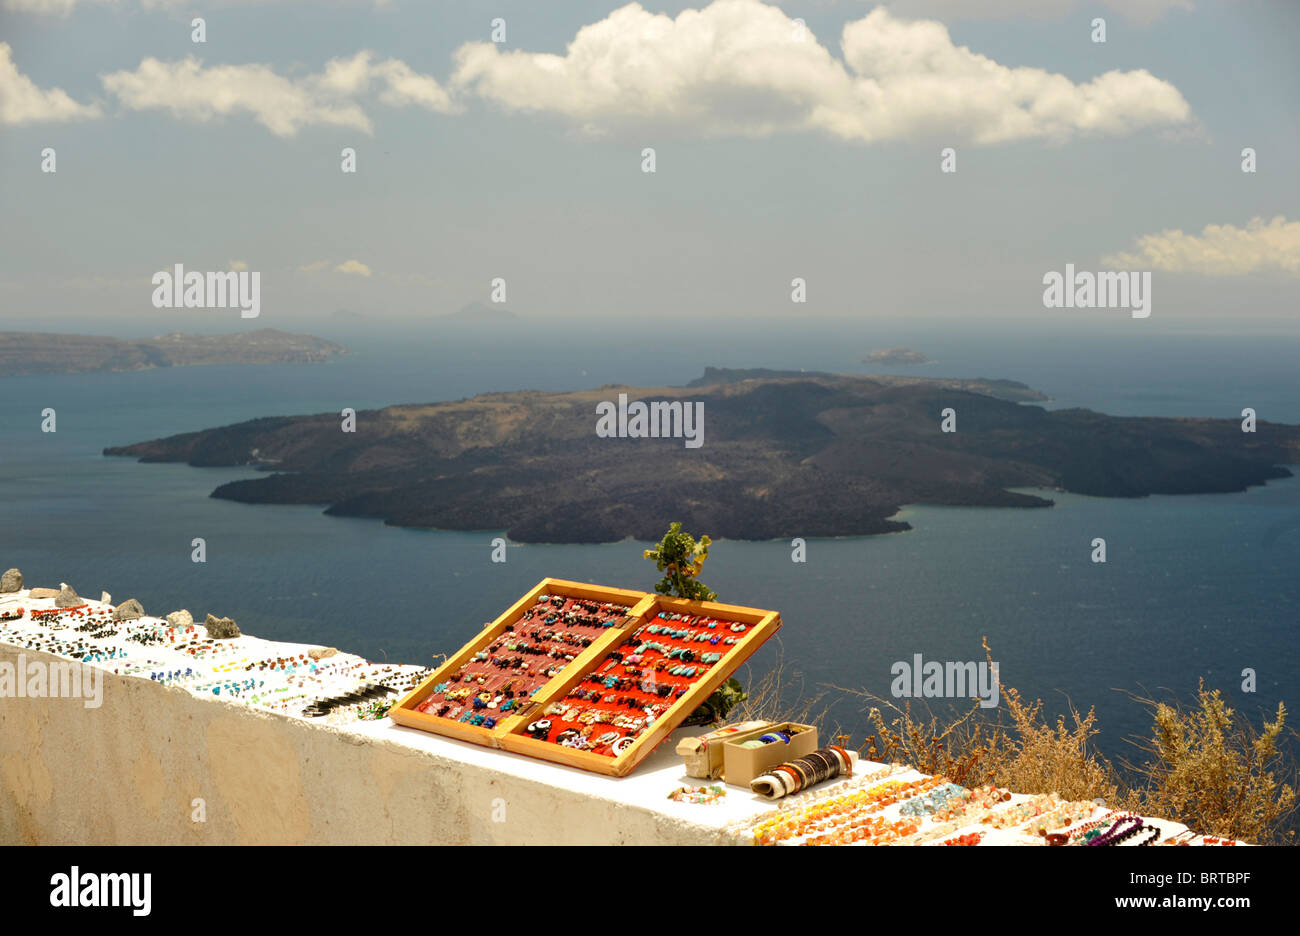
[857,698,1004,788]
[724,639,1297,844]
[833,638,1116,799]
[730,645,837,735]
[1115,683,1297,846]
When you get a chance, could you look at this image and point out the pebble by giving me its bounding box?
[165,609,194,629]
[114,598,145,621]
[204,613,241,639]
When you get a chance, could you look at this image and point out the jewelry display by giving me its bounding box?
[356,698,396,720]
[1062,811,1131,844]
[1019,799,1099,837]
[7,581,1249,845]
[899,782,967,817]
[930,786,1012,823]
[751,744,855,799]
[1086,816,1145,846]
[1135,825,1162,845]
[413,592,634,723]
[3,586,430,731]
[981,793,1065,828]
[302,682,396,718]
[747,772,948,844]
[667,785,726,804]
[391,580,781,775]
[522,609,756,758]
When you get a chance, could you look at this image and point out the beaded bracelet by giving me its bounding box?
[931,786,1012,823]
[742,765,910,843]
[1064,811,1132,844]
[799,814,922,847]
[1021,800,1099,837]
[667,785,726,804]
[1087,816,1144,846]
[742,763,905,820]
[899,782,968,818]
[982,793,1064,828]
[749,774,948,843]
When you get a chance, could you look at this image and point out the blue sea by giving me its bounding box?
[3,318,1298,763]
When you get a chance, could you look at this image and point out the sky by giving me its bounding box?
[0,0,1297,335]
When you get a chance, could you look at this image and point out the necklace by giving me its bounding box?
[667,785,725,804]
[750,775,949,845]
[982,793,1063,829]
[1087,816,1144,846]
[1021,800,1099,838]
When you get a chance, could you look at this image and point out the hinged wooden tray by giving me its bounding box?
[388,578,652,747]
[497,593,780,776]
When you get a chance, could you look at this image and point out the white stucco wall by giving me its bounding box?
[0,639,776,845]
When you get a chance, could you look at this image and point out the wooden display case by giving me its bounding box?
[388,578,652,747]
[498,593,781,776]
[390,580,781,777]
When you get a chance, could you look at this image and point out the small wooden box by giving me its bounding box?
[721,722,818,787]
[676,720,774,779]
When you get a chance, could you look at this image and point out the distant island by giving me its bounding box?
[445,301,516,321]
[865,347,931,365]
[0,329,346,377]
[104,368,1300,544]
[688,368,1048,403]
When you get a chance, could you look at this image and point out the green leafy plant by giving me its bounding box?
[643,521,717,601]
[645,522,735,725]
[684,678,749,727]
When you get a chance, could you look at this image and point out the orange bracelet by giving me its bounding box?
[829,744,852,775]
[772,765,803,795]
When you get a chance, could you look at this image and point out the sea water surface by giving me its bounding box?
[2,320,1298,761]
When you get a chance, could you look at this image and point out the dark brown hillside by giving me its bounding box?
[105,370,1300,543]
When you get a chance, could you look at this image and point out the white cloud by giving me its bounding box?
[2,0,387,13]
[0,42,101,124]
[450,1,1192,145]
[2,0,88,13]
[317,51,457,112]
[298,259,373,277]
[371,58,457,112]
[101,50,456,137]
[102,57,372,136]
[334,260,372,277]
[879,0,1195,25]
[1103,216,1300,275]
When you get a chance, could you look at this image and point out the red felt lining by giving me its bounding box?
[528,611,750,757]
[415,595,633,722]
